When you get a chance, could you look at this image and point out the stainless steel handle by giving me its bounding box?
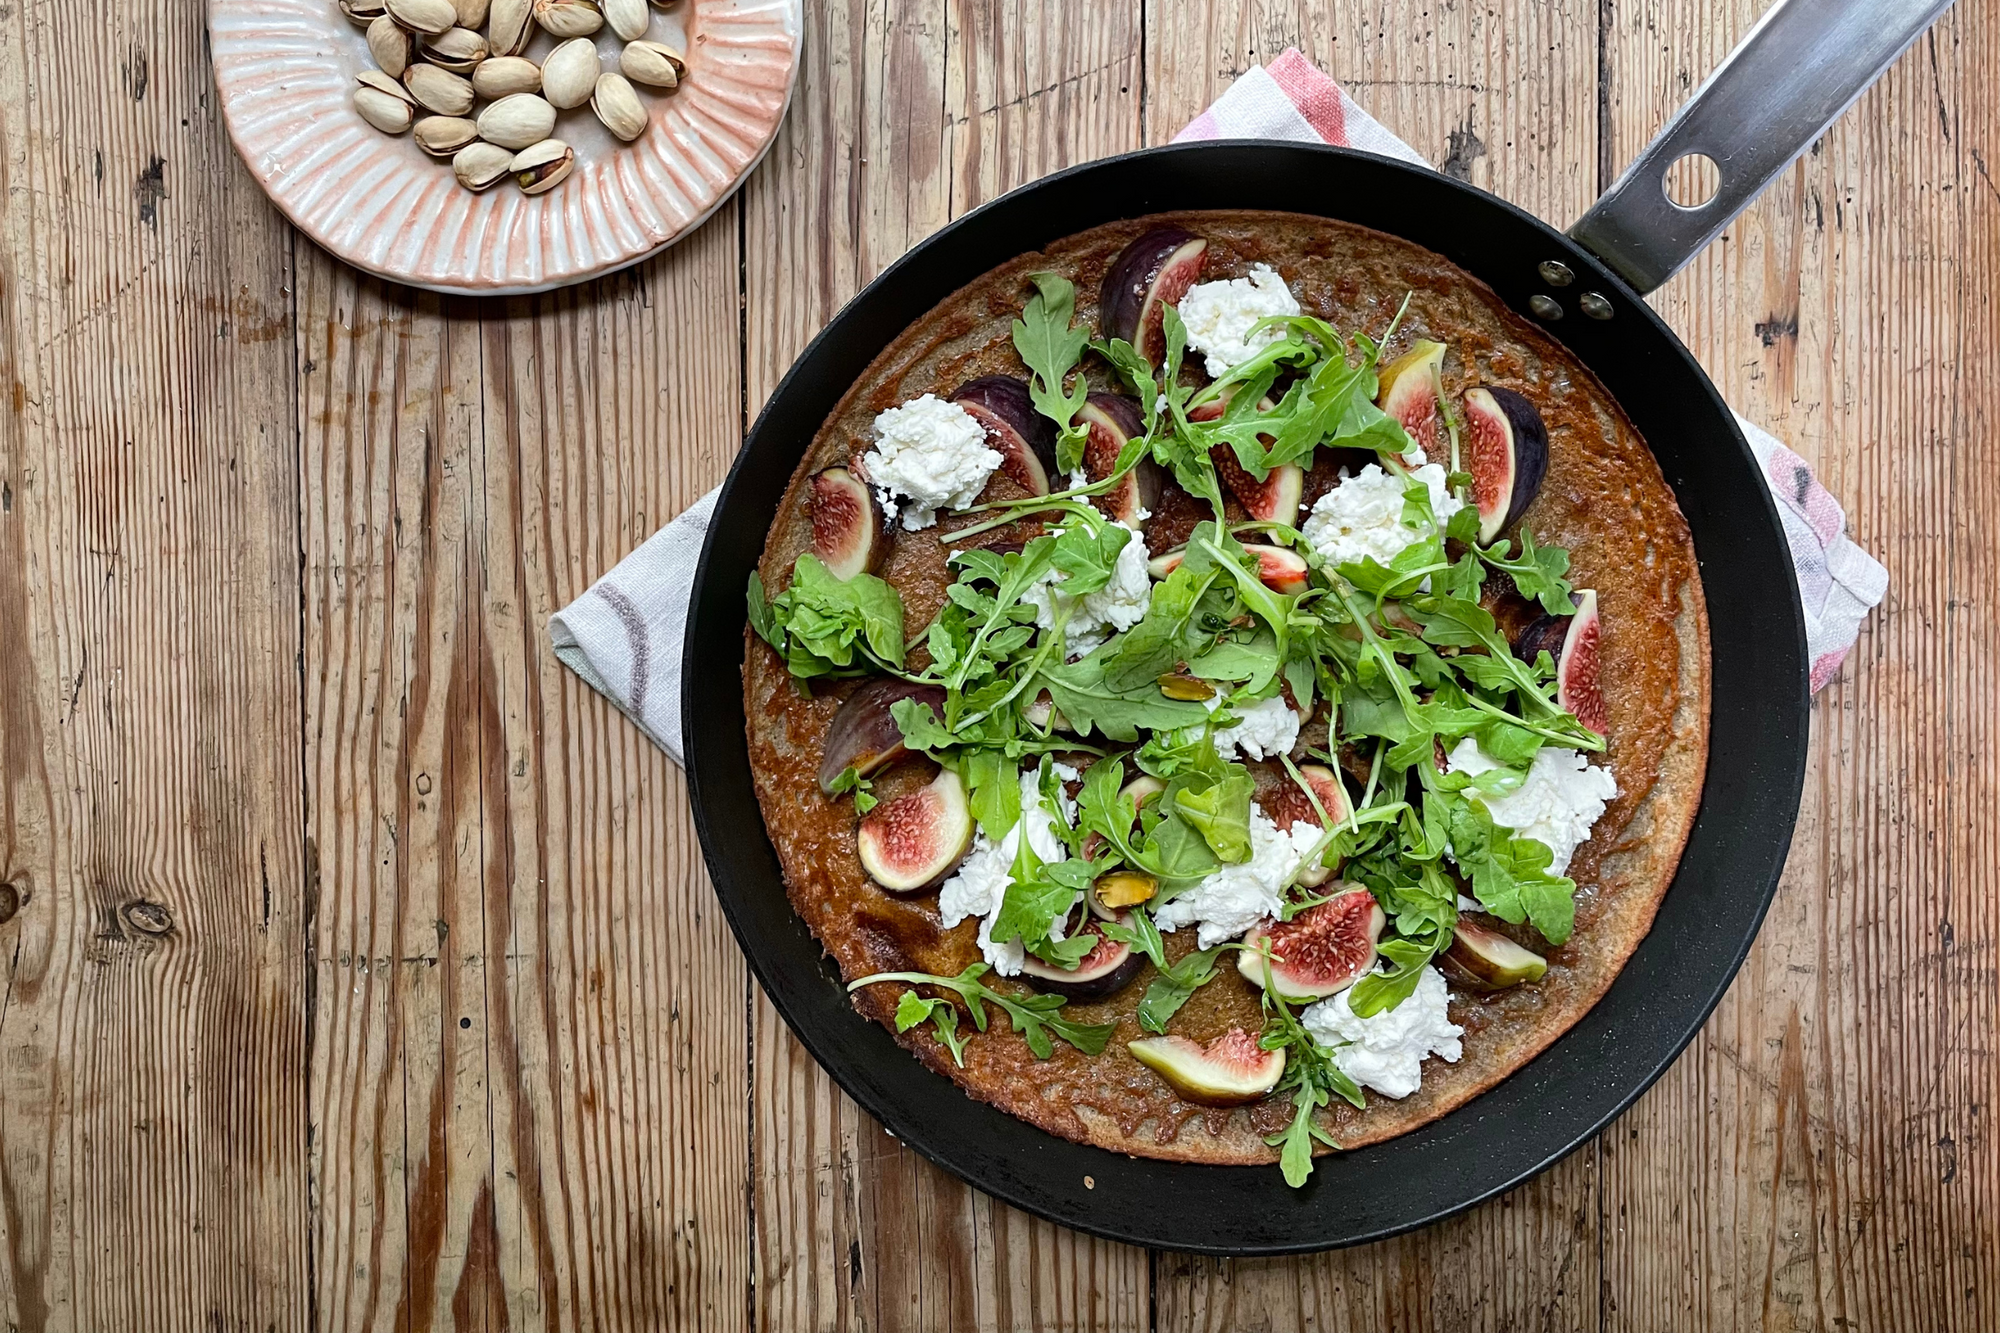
[1569,0,1954,294]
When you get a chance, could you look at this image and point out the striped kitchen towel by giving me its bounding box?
[550,50,1887,764]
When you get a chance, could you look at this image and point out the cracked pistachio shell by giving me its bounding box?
[539,37,599,109]
[421,26,489,73]
[354,87,415,133]
[339,0,389,24]
[603,0,648,40]
[486,0,533,55]
[475,92,557,149]
[471,54,541,99]
[385,0,456,35]
[619,39,682,88]
[403,62,475,116]
[452,140,515,190]
[413,115,479,156]
[366,14,416,77]
[532,0,602,38]
[509,138,574,194]
[356,69,417,103]
[590,71,646,142]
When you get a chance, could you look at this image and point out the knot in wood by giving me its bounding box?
[0,881,22,925]
[121,899,173,937]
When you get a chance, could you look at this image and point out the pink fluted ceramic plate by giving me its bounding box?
[211,0,799,294]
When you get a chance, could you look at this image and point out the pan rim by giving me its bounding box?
[685,140,1809,1255]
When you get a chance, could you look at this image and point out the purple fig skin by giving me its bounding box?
[808,465,889,580]
[1018,911,1144,1001]
[1462,386,1550,543]
[816,679,947,794]
[1077,392,1162,524]
[951,375,1057,496]
[1098,226,1209,364]
[1512,613,1569,667]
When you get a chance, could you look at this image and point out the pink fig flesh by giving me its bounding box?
[1078,392,1162,524]
[1512,588,1606,735]
[855,769,975,893]
[809,465,888,580]
[1019,910,1144,1000]
[1145,543,1309,595]
[1127,1027,1285,1107]
[1461,385,1550,544]
[1376,340,1447,459]
[1250,762,1351,887]
[1440,916,1547,991]
[817,678,948,794]
[1236,886,1385,1000]
[951,375,1057,496]
[1099,226,1208,364]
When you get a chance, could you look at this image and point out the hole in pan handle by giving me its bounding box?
[1567,0,1956,296]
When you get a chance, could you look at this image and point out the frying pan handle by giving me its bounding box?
[1568,0,1955,294]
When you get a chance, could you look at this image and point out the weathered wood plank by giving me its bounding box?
[1144,4,1604,1327]
[299,231,750,1326]
[741,1,1150,1328]
[0,0,309,1328]
[1599,2,1999,1329]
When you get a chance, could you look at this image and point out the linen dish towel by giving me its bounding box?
[549,48,1889,763]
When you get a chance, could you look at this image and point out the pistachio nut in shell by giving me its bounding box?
[385,0,456,35]
[532,0,603,38]
[619,40,683,88]
[354,87,415,134]
[485,0,533,55]
[590,71,647,142]
[366,14,416,77]
[471,55,541,99]
[510,139,574,195]
[647,0,676,8]
[452,140,515,191]
[413,115,479,156]
[339,0,389,24]
[356,69,418,103]
[403,63,475,116]
[451,0,489,27]
[603,0,648,40]
[475,93,557,149]
[421,26,489,73]
[539,37,599,109]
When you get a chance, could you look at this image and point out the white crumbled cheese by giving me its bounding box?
[1023,522,1153,657]
[1301,462,1464,573]
[1301,965,1463,1099]
[1154,809,1324,948]
[1212,694,1301,761]
[1446,739,1618,876]
[1176,264,1302,377]
[937,768,1076,974]
[861,394,1002,531]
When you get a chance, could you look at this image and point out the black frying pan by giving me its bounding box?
[682,0,1936,1253]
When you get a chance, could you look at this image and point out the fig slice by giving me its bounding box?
[1236,885,1385,1000]
[856,768,975,893]
[809,465,889,580]
[1146,542,1309,594]
[1019,909,1145,1000]
[1250,762,1351,887]
[1511,588,1606,734]
[1077,392,1162,524]
[1376,339,1447,459]
[1461,386,1551,544]
[816,678,948,794]
[951,375,1058,497]
[1439,916,1548,991]
[1099,226,1209,364]
[1127,1027,1285,1107]
[1211,445,1305,528]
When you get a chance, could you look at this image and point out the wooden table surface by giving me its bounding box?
[0,0,1991,1328]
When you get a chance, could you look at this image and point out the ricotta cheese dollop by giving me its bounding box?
[937,768,1076,975]
[861,394,1003,531]
[1301,462,1464,573]
[1023,522,1153,657]
[1153,807,1324,948]
[1177,264,1301,377]
[1211,693,1301,761]
[1301,965,1464,1099]
[1446,739,1618,876]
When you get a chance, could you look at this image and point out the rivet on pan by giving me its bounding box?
[1580,291,1614,320]
[1538,260,1575,287]
[1528,294,1564,321]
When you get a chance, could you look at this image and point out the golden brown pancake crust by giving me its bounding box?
[743,211,1710,1164]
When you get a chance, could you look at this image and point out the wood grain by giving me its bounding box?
[0,0,1988,1327]
[0,1,309,1330]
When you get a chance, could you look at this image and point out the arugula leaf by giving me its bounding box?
[1039,653,1212,742]
[1013,272,1092,475]
[1475,528,1575,615]
[748,555,908,679]
[827,766,879,815]
[961,749,1022,839]
[1137,943,1227,1033]
[894,988,969,1065]
[1431,784,1579,944]
[1173,769,1255,863]
[1247,950,1366,1187]
[853,964,1116,1060]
